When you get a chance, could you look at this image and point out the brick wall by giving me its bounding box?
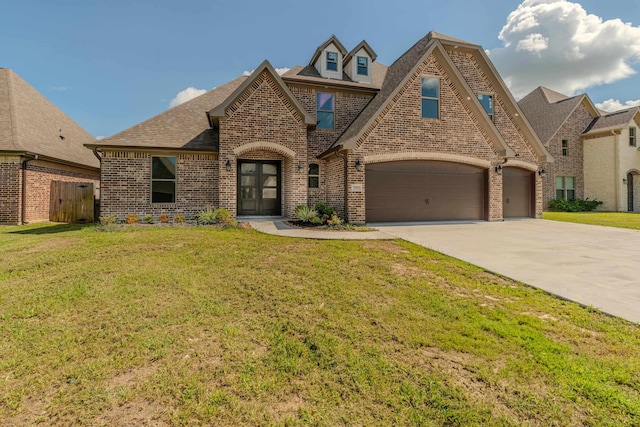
[325,156,346,217]
[0,156,21,224]
[288,84,373,211]
[24,159,99,222]
[542,102,593,208]
[218,70,309,217]
[100,151,217,221]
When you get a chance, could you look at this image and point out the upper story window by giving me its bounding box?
[326,52,338,71]
[562,139,568,156]
[308,163,320,189]
[478,94,493,121]
[630,127,636,147]
[421,77,439,119]
[317,92,335,129]
[151,156,176,203]
[357,56,368,75]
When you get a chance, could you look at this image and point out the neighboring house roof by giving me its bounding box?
[0,68,98,169]
[309,35,348,65]
[324,30,550,161]
[582,107,640,136]
[89,76,247,150]
[518,86,599,145]
[209,60,316,126]
[282,62,388,90]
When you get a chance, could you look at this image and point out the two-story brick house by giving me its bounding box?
[519,86,640,212]
[0,68,99,225]
[89,31,551,223]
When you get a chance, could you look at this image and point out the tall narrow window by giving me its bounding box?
[562,139,568,156]
[308,163,320,189]
[555,176,575,200]
[477,94,493,121]
[151,156,176,203]
[630,127,636,147]
[357,56,368,75]
[326,52,338,71]
[317,93,335,129]
[421,77,439,119]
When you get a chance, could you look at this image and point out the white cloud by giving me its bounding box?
[242,67,290,76]
[490,0,640,98]
[595,98,640,112]
[50,86,71,92]
[169,87,207,108]
[95,135,106,140]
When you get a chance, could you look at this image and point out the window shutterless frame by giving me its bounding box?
[356,56,368,75]
[630,127,636,147]
[562,139,568,156]
[316,92,335,130]
[477,93,493,121]
[151,156,177,204]
[421,76,439,119]
[308,163,320,188]
[326,52,338,71]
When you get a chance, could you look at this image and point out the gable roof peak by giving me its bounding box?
[345,40,377,63]
[426,31,478,47]
[310,35,348,65]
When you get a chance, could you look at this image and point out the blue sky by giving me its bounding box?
[2,0,640,138]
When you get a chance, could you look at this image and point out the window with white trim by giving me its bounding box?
[357,56,368,75]
[326,52,338,71]
[630,127,636,147]
[151,156,176,203]
[317,92,335,129]
[477,94,493,121]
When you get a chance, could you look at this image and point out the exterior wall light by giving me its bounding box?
[494,164,502,174]
[623,178,627,185]
[225,159,232,172]
[354,159,363,171]
[538,168,546,177]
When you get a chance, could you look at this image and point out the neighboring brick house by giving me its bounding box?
[0,68,99,225]
[89,31,551,223]
[519,86,640,212]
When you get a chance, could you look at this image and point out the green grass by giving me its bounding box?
[1,223,639,426]
[543,211,640,230]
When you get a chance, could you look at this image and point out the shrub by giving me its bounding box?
[142,215,154,224]
[294,205,318,223]
[196,207,218,225]
[174,214,186,224]
[326,213,344,228]
[125,214,139,224]
[158,214,170,223]
[99,215,118,225]
[313,201,336,218]
[215,208,233,224]
[549,198,603,212]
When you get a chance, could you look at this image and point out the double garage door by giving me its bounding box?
[365,161,532,222]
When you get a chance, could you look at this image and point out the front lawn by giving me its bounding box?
[543,211,640,230]
[1,223,639,426]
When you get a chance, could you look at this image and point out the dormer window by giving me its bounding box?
[357,56,368,75]
[326,52,338,71]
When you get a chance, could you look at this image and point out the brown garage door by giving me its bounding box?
[365,161,487,222]
[503,167,534,218]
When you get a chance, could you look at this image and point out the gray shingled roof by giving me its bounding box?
[92,76,247,149]
[282,62,388,89]
[583,107,639,135]
[518,86,588,145]
[0,68,98,168]
[330,31,444,149]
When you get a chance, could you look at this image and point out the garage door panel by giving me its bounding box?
[365,161,486,222]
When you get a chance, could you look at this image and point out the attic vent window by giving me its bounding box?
[326,52,338,71]
[357,56,368,75]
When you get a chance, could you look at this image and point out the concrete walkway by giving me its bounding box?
[244,217,394,240]
[373,219,640,324]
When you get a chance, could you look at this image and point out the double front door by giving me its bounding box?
[238,160,281,216]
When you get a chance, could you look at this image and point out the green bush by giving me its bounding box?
[214,208,233,224]
[294,205,318,223]
[549,198,603,212]
[196,207,218,225]
[313,201,336,218]
[99,215,118,225]
[143,215,154,224]
[174,214,186,224]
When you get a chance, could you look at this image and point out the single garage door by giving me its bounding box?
[503,167,534,218]
[365,161,487,222]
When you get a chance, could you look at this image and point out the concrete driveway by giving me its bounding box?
[373,219,640,324]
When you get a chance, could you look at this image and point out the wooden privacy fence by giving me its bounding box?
[49,181,95,223]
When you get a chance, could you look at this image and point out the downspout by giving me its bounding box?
[20,154,37,224]
[92,147,102,220]
[335,150,348,220]
[613,131,620,211]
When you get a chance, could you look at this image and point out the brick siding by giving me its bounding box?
[0,156,21,224]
